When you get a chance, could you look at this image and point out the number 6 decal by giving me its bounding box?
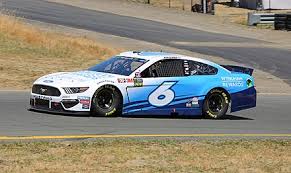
[149,82,176,107]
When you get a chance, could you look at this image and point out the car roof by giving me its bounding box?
[118,51,172,60]
[118,51,221,68]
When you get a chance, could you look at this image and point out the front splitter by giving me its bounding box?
[29,107,90,116]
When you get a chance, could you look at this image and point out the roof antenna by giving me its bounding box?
[133,51,141,55]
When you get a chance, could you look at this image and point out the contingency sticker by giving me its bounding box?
[78,96,90,109]
[134,78,143,87]
[186,97,199,108]
[117,78,134,83]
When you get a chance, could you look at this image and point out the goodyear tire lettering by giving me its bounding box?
[105,108,116,116]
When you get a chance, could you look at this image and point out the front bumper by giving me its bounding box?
[30,93,92,115]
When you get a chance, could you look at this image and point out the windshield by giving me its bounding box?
[88,56,148,76]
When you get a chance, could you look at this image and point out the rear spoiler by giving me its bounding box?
[221,65,254,76]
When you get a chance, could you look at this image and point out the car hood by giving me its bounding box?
[35,71,121,86]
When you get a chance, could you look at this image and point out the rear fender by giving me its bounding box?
[231,86,256,112]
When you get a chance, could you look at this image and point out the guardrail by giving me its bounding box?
[248,13,291,31]
[248,13,275,26]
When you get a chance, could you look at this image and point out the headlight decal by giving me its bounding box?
[63,87,89,94]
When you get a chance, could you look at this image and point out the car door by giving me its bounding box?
[125,59,194,115]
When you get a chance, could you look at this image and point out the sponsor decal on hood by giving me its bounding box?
[38,71,119,84]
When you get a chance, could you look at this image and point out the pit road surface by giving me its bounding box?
[0,92,290,136]
[2,0,291,85]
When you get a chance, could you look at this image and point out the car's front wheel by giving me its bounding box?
[91,85,122,117]
[203,89,229,119]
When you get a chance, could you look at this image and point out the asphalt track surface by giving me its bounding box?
[2,0,291,85]
[0,0,291,138]
[0,92,290,136]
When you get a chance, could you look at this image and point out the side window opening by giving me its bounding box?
[186,60,218,76]
[141,59,185,78]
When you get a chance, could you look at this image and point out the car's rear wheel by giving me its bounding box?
[203,89,229,119]
[91,85,122,117]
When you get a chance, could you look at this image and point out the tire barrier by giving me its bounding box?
[274,14,287,30]
[286,14,291,31]
[249,12,291,31]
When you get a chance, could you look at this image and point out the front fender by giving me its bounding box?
[94,81,129,106]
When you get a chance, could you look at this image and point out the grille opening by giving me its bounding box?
[62,99,79,109]
[33,98,50,108]
[32,85,61,96]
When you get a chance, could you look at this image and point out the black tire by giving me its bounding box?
[203,89,229,119]
[91,85,122,117]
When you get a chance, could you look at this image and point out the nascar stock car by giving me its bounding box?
[30,51,256,119]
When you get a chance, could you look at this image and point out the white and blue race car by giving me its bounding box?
[30,51,256,119]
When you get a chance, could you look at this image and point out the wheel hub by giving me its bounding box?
[208,94,224,113]
[96,90,114,109]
